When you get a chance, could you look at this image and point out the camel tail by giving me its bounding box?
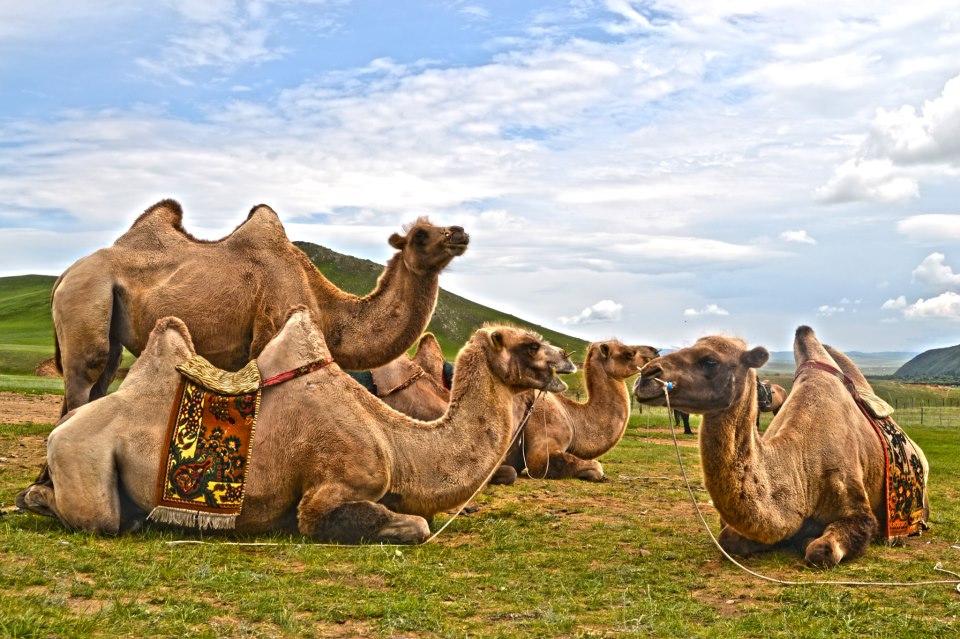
[51,273,65,375]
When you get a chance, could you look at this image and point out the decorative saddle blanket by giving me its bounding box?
[795,361,927,541]
[148,355,333,530]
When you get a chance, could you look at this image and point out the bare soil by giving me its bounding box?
[0,392,61,425]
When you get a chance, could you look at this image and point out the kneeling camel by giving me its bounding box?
[632,326,929,566]
[18,309,574,543]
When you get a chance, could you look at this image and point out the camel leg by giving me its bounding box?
[717,524,777,557]
[88,340,124,404]
[488,465,518,485]
[524,443,603,481]
[42,432,122,534]
[803,511,877,567]
[297,488,429,544]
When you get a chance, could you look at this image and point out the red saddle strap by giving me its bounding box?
[260,357,335,388]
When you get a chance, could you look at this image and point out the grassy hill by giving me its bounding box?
[894,343,960,382]
[0,244,589,380]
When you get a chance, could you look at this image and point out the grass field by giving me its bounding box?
[1,400,958,638]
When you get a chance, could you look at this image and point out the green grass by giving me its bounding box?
[1,401,958,638]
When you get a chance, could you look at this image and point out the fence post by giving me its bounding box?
[920,406,924,425]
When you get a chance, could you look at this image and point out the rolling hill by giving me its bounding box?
[0,243,589,376]
[894,343,960,381]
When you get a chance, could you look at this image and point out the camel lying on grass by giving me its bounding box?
[633,326,929,566]
[52,199,468,415]
[18,308,574,544]
[363,337,659,483]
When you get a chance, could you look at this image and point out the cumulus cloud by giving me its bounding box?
[817,305,845,316]
[862,73,960,165]
[897,214,960,243]
[559,299,623,326]
[911,253,960,291]
[813,158,919,204]
[683,304,729,317]
[902,292,960,320]
[882,295,907,310]
[817,72,960,203]
[780,229,816,244]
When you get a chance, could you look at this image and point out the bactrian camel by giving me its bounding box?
[495,340,660,483]
[632,326,929,566]
[365,338,659,483]
[18,308,575,543]
[51,199,469,415]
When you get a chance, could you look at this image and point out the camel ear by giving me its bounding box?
[489,330,505,351]
[599,343,610,359]
[389,233,406,250]
[742,347,769,369]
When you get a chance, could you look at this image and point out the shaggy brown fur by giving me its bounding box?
[632,326,930,567]
[51,199,468,415]
[18,308,575,543]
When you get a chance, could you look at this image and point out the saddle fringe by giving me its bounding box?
[148,506,237,530]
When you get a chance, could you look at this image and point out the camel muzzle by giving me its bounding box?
[444,227,469,255]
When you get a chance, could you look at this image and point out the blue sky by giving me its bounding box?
[2,1,960,353]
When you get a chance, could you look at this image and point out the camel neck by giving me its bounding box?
[309,252,440,371]
[697,370,772,525]
[380,342,517,518]
[566,356,631,459]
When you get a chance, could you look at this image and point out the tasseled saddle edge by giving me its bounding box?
[147,506,237,530]
[176,356,261,395]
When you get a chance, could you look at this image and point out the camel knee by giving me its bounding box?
[804,513,877,567]
[301,501,428,544]
[718,525,773,557]
[574,460,604,482]
[488,465,518,486]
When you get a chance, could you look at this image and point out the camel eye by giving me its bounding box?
[699,356,720,370]
[413,229,428,244]
[526,342,540,354]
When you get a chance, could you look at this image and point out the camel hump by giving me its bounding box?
[113,199,192,249]
[226,204,290,249]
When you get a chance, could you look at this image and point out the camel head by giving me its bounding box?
[410,333,446,384]
[632,335,768,414]
[477,325,576,393]
[388,217,469,275]
[589,340,661,380]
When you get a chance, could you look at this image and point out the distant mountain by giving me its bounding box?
[894,344,960,380]
[0,244,589,375]
[760,349,919,376]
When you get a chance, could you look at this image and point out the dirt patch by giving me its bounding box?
[0,392,61,426]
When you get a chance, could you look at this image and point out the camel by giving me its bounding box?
[17,308,575,543]
[51,199,469,416]
[495,341,660,482]
[366,333,451,421]
[367,338,659,482]
[632,326,929,566]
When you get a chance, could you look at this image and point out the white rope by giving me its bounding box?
[655,378,960,592]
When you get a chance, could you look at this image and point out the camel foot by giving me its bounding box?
[718,525,773,558]
[16,484,56,519]
[804,537,843,567]
[312,501,430,545]
[488,465,517,486]
[575,461,605,482]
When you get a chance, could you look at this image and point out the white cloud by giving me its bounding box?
[683,304,729,317]
[559,299,623,326]
[882,295,907,310]
[911,253,960,291]
[897,214,960,243]
[780,229,816,244]
[902,291,960,320]
[814,158,919,204]
[817,304,845,316]
[862,73,960,165]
